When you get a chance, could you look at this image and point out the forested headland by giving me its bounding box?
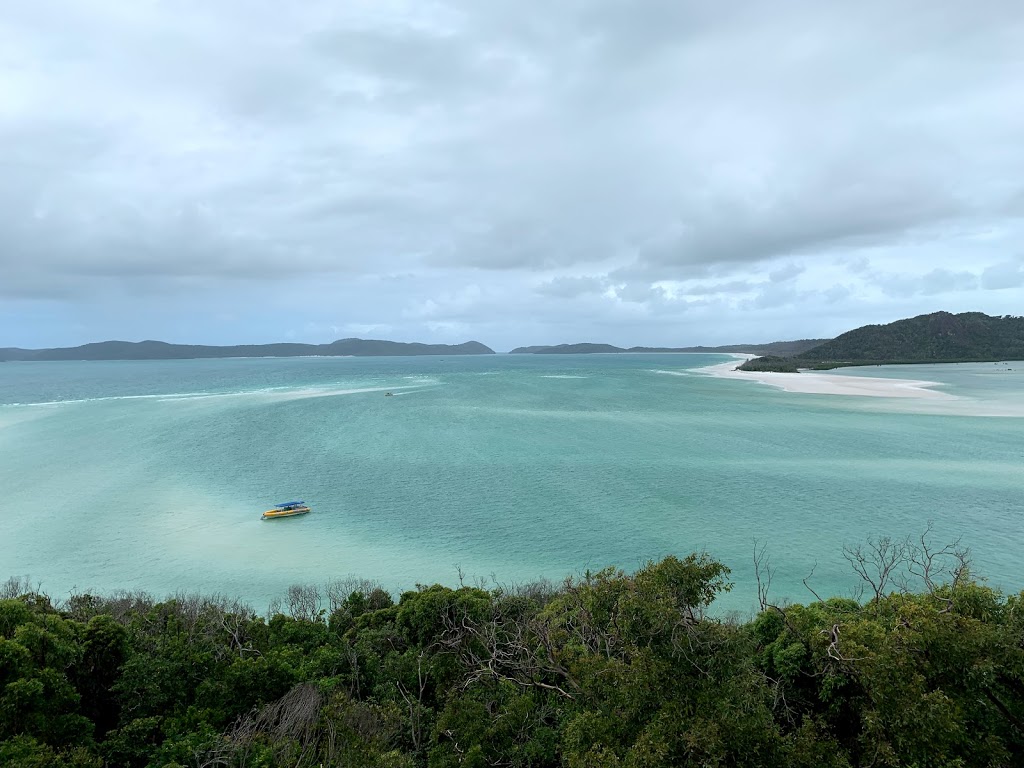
[2,535,1022,767]
[739,311,1024,372]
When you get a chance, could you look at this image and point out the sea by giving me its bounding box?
[1,353,1021,615]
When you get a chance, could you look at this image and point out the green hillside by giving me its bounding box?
[797,312,1024,362]
[740,312,1024,372]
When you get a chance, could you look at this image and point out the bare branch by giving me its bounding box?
[842,536,908,605]
[437,595,580,701]
[285,584,323,623]
[753,539,775,612]
[0,575,37,600]
[325,577,387,614]
[905,523,973,612]
[819,623,863,664]
[802,562,825,603]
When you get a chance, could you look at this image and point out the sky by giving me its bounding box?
[2,1,1023,352]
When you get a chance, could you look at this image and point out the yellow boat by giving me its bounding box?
[262,500,311,520]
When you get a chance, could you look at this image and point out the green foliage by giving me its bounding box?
[738,355,802,372]
[0,552,1022,767]
[0,735,102,768]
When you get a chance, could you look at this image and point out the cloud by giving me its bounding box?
[2,1,1023,346]
[875,268,980,298]
[616,169,968,282]
[748,284,801,310]
[980,258,1024,290]
[534,276,608,298]
[676,279,756,298]
[769,263,806,283]
[615,282,668,304]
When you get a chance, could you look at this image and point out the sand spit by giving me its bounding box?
[700,357,954,400]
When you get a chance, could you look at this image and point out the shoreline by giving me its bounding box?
[700,355,955,400]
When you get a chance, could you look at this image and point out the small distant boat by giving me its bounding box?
[262,500,311,520]
[385,392,394,397]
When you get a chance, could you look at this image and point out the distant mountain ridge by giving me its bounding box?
[509,339,828,356]
[739,312,1024,372]
[511,343,625,354]
[0,338,495,361]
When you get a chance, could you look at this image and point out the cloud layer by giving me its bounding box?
[2,1,1023,348]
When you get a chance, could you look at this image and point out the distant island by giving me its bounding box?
[510,339,828,356]
[10,312,1021,366]
[739,311,1024,372]
[0,338,495,362]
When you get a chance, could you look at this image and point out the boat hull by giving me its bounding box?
[262,506,311,519]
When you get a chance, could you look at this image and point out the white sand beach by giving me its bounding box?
[701,357,955,400]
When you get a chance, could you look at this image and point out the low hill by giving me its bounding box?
[644,339,829,356]
[510,343,626,354]
[510,339,827,356]
[740,312,1024,372]
[0,338,495,361]
[324,339,493,357]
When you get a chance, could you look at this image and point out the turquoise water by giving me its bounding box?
[1,354,1021,614]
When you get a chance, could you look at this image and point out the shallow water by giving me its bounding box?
[1,354,1021,614]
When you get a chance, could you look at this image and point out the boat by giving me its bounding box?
[262,500,311,520]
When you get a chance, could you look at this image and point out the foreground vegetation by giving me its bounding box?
[2,536,1022,767]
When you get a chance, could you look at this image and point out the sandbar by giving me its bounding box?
[700,357,954,400]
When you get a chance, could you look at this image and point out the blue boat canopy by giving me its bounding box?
[276,500,305,507]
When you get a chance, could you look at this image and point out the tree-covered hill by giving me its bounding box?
[797,311,1024,362]
[740,312,1024,372]
[509,343,627,354]
[2,539,1022,767]
[510,339,828,355]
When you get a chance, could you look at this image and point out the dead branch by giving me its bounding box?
[802,562,825,603]
[437,597,580,701]
[753,539,775,612]
[842,536,908,605]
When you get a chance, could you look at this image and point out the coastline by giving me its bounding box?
[700,355,955,400]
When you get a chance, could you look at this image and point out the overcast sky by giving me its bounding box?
[2,1,1022,351]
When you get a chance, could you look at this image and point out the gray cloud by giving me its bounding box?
[615,282,668,304]
[535,276,608,299]
[876,268,980,299]
[980,258,1024,290]
[769,264,806,283]
[1,1,1023,346]
[680,279,756,297]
